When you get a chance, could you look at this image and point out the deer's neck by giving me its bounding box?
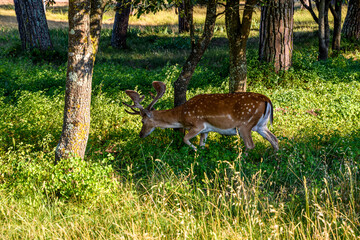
[153,106,184,129]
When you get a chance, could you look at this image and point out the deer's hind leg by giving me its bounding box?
[256,127,279,151]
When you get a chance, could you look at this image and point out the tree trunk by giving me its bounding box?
[318,0,330,60]
[300,0,332,60]
[324,0,330,48]
[225,0,257,92]
[13,0,52,50]
[55,0,106,162]
[111,0,131,48]
[173,0,217,107]
[342,0,360,40]
[259,0,294,72]
[178,0,191,33]
[330,0,342,51]
[91,0,107,54]
[228,46,248,93]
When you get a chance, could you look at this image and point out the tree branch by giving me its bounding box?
[217,2,226,7]
[215,9,226,18]
[240,0,257,36]
[299,0,319,23]
[329,3,338,20]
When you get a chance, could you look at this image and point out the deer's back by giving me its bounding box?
[181,92,270,129]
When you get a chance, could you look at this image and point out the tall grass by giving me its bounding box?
[1,155,359,239]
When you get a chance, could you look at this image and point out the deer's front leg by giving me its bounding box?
[238,128,255,151]
[183,127,203,151]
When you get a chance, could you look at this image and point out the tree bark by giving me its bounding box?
[318,0,330,60]
[330,0,342,51]
[173,0,217,107]
[225,0,257,93]
[259,0,294,72]
[13,0,52,50]
[342,0,360,40]
[111,0,131,48]
[91,0,107,54]
[55,0,107,162]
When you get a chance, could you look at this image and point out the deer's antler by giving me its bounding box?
[123,82,166,114]
[146,81,166,110]
[122,90,145,115]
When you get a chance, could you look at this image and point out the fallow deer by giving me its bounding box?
[123,81,279,151]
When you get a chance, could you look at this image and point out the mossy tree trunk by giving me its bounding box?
[55,0,107,162]
[111,0,131,48]
[259,0,294,72]
[173,0,217,107]
[225,0,257,92]
[342,0,360,41]
[13,0,52,50]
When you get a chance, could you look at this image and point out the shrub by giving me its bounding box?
[0,146,118,202]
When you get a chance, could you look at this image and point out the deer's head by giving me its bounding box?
[123,81,166,138]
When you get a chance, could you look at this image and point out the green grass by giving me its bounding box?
[0,5,359,239]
